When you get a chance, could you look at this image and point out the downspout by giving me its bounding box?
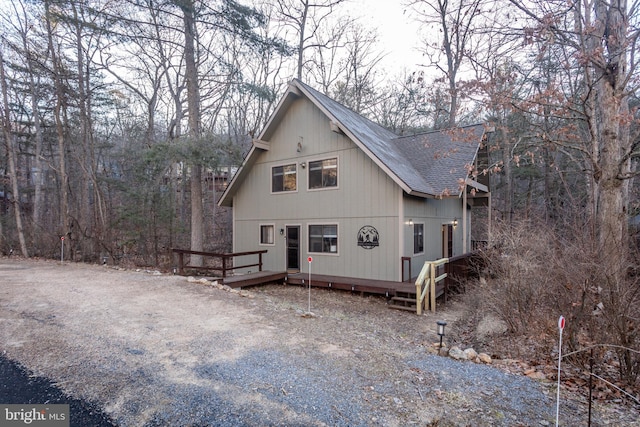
[398,189,404,281]
[462,183,468,254]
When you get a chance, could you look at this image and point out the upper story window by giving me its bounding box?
[272,163,297,192]
[414,223,424,254]
[309,158,337,189]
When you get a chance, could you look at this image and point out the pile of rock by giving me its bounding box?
[186,276,254,298]
[436,344,492,365]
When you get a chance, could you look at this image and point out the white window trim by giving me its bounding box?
[307,156,339,192]
[307,222,339,256]
[270,162,298,194]
[413,222,425,256]
[259,223,276,246]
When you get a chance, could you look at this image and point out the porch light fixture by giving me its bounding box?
[453,218,458,227]
[300,161,306,168]
[408,219,414,226]
[436,320,447,348]
[297,136,303,152]
[280,228,284,236]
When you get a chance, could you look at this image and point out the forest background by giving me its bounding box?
[0,0,639,396]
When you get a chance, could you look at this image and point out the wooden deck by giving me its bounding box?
[213,270,449,313]
[221,271,287,288]
[219,270,436,298]
[285,272,416,297]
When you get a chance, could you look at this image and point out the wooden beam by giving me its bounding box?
[252,139,270,150]
[465,177,488,193]
[463,183,468,254]
[329,120,344,134]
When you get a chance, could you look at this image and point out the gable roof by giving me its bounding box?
[219,78,486,206]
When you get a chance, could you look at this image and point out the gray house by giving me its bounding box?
[218,79,489,285]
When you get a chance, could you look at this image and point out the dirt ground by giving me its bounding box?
[0,258,637,426]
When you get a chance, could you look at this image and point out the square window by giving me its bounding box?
[309,224,338,253]
[309,158,337,189]
[260,225,274,245]
[272,164,297,192]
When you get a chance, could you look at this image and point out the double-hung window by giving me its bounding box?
[309,224,338,254]
[272,164,297,192]
[308,158,337,189]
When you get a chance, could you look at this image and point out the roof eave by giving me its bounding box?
[218,145,263,207]
[291,80,416,197]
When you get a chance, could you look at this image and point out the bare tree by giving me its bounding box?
[0,51,29,257]
[330,24,385,116]
[408,0,486,128]
[274,0,346,81]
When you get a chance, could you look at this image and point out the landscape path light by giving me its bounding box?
[437,320,447,348]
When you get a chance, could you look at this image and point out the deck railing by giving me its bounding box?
[172,249,267,277]
[415,258,448,315]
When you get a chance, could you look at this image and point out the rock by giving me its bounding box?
[187,276,197,283]
[463,348,478,361]
[476,313,508,339]
[448,346,466,360]
[238,290,253,298]
[478,353,492,364]
[438,347,449,357]
[526,370,546,380]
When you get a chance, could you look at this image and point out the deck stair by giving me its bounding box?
[388,291,418,311]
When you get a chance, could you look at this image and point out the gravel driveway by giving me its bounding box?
[0,259,636,426]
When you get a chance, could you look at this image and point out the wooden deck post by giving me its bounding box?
[177,252,184,275]
[416,277,423,316]
[259,252,263,272]
[463,183,468,254]
[222,256,227,278]
[430,261,436,312]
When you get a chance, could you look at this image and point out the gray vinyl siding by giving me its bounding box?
[233,97,401,281]
[402,196,464,279]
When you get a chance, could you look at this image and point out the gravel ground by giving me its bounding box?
[0,258,637,426]
[0,355,116,426]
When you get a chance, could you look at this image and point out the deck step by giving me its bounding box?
[387,294,418,312]
[390,296,416,303]
[388,304,416,312]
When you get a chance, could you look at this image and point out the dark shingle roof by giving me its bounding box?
[219,79,486,207]
[296,79,484,197]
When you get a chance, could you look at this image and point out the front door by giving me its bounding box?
[286,226,300,271]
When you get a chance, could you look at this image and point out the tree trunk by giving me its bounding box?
[0,52,29,257]
[181,0,204,266]
[591,0,630,278]
[45,0,70,254]
[22,25,45,239]
[297,1,309,80]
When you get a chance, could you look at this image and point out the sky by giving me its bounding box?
[342,1,426,76]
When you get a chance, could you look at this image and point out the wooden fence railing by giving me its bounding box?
[415,257,448,315]
[172,249,268,277]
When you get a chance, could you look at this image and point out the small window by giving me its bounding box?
[309,158,337,189]
[414,223,424,254]
[272,164,297,192]
[260,225,275,245]
[309,224,338,254]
